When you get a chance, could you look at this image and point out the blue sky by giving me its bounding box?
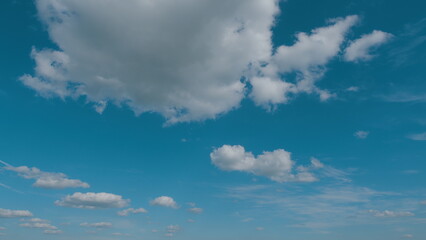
[0,0,425,239]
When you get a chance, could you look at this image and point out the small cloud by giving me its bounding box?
[403,234,413,238]
[242,218,254,222]
[80,222,112,228]
[117,208,147,216]
[0,209,32,218]
[402,170,420,174]
[368,210,414,217]
[354,131,369,139]
[150,196,178,209]
[112,232,131,237]
[0,161,89,189]
[344,30,393,62]
[55,192,130,209]
[346,86,360,92]
[407,132,426,141]
[187,219,195,223]
[44,229,63,234]
[256,227,264,231]
[210,145,318,183]
[420,200,426,205]
[188,207,203,214]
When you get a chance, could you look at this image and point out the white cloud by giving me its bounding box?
[22,1,388,122]
[403,234,413,238]
[80,222,112,228]
[210,145,318,182]
[44,230,63,234]
[256,227,264,231]
[22,0,279,123]
[20,218,60,233]
[344,30,393,62]
[346,86,359,92]
[117,208,147,216]
[407,132,426,141]
[150,196,178,209]
[354,130,369,139]
[55,192,130,209]
[188,207,203,214]
[1,161,89,189]
[251,15,359,108]
[0,209,33,218]
[112,232,131,237]
[368,210,414,217]
[0,227,5,230]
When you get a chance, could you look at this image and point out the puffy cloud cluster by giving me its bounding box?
[368,210,415,217]
[21,1,391,123]
[0,209,33,218]
[1,161,89,189]
[117,208,147,216]
[210,145,320,182]
[55,192,130,209]
[150,196,178,209]
[344,30,393,62]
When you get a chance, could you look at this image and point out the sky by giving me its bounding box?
[0,0,426,239]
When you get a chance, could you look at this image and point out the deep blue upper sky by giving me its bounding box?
[0,0,425,239]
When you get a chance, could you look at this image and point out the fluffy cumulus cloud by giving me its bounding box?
[80,222,112,228]
[21,1,389,122]
[210,145,321,182]
[22,0,279,123]
[368,210,414,217]
[55,192,130,209]
[344,30,393,62]
[0,209,33,218]
[250,15,359,108]
[117,208,147,216]
[150,196,178,209]
[0,161,89,189]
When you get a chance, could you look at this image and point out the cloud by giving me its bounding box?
[256,227,264,231]
[346,86,360,92]
[1,161,89,189]
[354,130,369,139]
[117,208,147,216]
[20,218,61,234]
[344,30,393,62]
[22,1,388,123]
[112,232,131,237]
[80,222,112,228]
[403,234,414,238]
[407,132,426,141]
[250,15,359,108]
[55,192,130,209]
[22,0,279,123]
[150,196,178,209]
[368,210,414,217]
[421,201,426,205]
[188,207,203,214]
[0,209,33,218]
[210,145,319,182]
[165,225,180,237]
[44,230,63,234]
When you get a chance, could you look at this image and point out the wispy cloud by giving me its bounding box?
[406,132,426,141]
[0,160,89,189]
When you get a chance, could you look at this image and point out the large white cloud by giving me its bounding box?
[1,161,89,189]
[21,1,389,122]
[344,30,393,62]
[22,0,279,123]
[55,192,130,209]
[210,145,318,182]
[0,209,33,218]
